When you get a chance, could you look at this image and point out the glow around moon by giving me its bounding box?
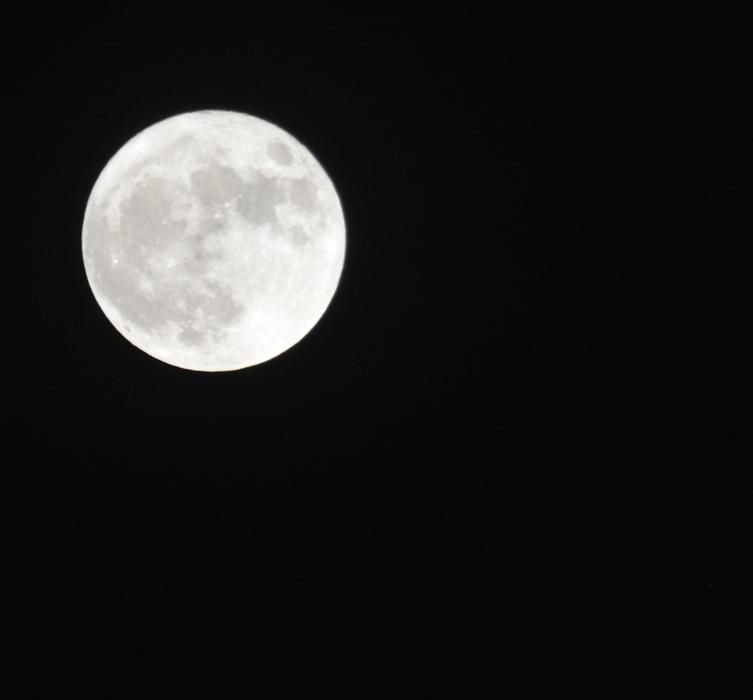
[82,110,346,371]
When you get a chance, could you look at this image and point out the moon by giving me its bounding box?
[82,110,346,371]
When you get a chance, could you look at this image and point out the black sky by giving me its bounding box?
[0,8,731,695]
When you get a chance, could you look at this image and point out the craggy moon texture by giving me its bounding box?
[82,110,346,371]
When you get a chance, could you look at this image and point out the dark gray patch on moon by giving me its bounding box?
[190,165,246,207]
[280,224,310,248]
[267,141,293,165]
[290,177,318,212]
[177,326,204,346]
[236,173,286,225]
[173,280,245,348]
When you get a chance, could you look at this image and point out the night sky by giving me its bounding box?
[1,8,729,695]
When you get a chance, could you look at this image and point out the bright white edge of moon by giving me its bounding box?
[82,109,346,371]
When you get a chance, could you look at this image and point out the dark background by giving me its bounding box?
[0,8,733,695]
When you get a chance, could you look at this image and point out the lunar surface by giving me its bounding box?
[82,110,346,371]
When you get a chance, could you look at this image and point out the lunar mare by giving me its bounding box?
[82,110,346,371]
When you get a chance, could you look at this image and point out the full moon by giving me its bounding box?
[82,110,346,371]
